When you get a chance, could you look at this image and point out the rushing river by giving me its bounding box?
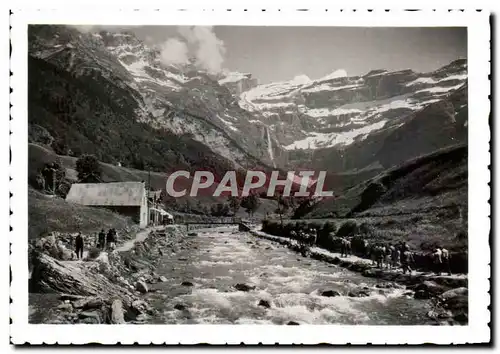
[147,227,434,325]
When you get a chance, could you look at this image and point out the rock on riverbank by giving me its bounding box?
[28,225,186,324]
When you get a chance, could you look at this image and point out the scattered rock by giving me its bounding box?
[427,309,452,320]
[188,233,197,236]
[135,280,148,294]
[174,304,187,311]
[258,300,271,308]
[414,290,432,299]
[440,287,468,301]
[375,282,402,289]
[110,299,125,324]
[234,283,256,292]
[265,247,272,250]
[178,258,188,261]
[59,294,86,302]
[287,321,300,325]
[181,281,194,287]
[414,281,446,296]
[320,290,341,297]
[78,311,101,324]
[57,303,73,311]
[347,288,371,297]
[441,294,468,312]
[158,276,168,283]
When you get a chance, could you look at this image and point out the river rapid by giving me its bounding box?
[146,227,434,325]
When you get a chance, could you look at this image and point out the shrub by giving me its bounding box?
[317,222,337,247]
[76,154,102,183]
[359,222,375,236]
[337,221,359,237]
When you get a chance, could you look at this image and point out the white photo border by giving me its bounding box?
[9,8,490,345]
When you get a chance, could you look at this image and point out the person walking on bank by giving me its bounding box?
[106,229,115,251]
[401,244,414,274]
[75,232,84,260]
[98,229,106,250]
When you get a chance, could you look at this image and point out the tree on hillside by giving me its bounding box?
[76,154,102,183]
[39,160,67,197]
[228,196,241,216]
[241,193,261,218]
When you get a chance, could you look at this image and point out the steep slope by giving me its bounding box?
[29,25,280,168]
[28,55,241,179]
[308,144,467,219]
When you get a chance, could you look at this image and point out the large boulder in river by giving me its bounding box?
[258,300,271,308]
[321,290,341,297]
[347,287,371,298]
[414,281,446,297]
[234,283,256,292]
[135,280,148,294]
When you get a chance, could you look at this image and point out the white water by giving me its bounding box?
[146,227,433,325]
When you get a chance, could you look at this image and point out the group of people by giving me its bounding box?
[290,229,317,256]
[97,228,118,251]
[363,241,451,276]
[363,241,414,274]
[285,227,453,276]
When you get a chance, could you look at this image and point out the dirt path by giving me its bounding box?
[115,226,159,252]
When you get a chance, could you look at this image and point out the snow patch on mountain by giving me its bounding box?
[284,120,389,150]
[218,71,251,84]
[316,69,348,82]
[307,107,363,118]
[405,74,467,87]
[302,83,362,93]
[218,115,239,132]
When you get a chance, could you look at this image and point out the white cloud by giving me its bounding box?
[159,38,189,66]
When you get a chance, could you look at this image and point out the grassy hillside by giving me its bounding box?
[28,188,136,239]
[299,144,467,252]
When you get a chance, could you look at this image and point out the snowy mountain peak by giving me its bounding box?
[317,69,348,82]
[291,74,312,85]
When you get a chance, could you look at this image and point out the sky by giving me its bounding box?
[107,26,467,84]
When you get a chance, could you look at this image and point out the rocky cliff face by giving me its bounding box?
[29,25,278,169]
[232,61,467,153]
[29,25,467,180]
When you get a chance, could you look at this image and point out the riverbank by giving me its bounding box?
[249,229,468,323]
[28,225,187,324]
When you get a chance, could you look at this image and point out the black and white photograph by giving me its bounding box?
[8,8,490,345]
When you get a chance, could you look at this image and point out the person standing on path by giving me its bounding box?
[107,228,116,250]
[75,232,84,260]
[98,229,106,250]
